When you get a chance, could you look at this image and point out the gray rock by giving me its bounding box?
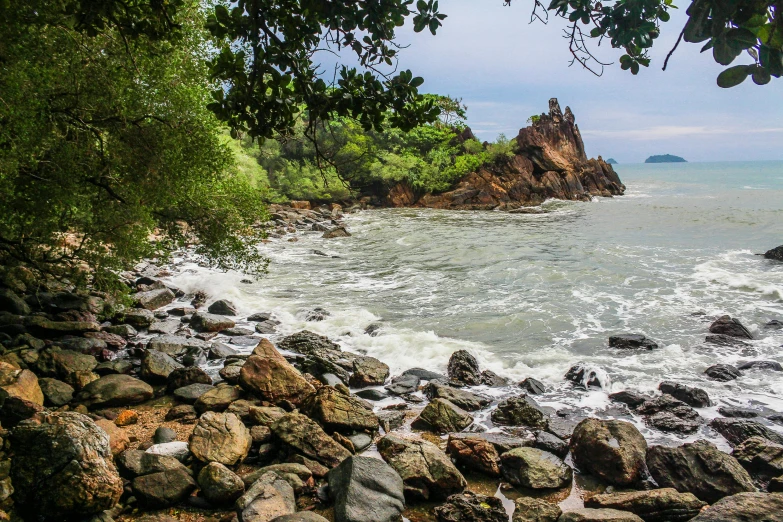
[500,447,572,489]
[167,366,212,392]
[208,299,238,316]
[135,288,175,310]
[78,374,153,407]
[236,472,295,522]
[491,394,548,429]
[385,373,420,395]
[659,381,711,408]
[173,383,214,404]
[519,377,546,395]
[348,433,373,453]
[402,368,446,381]
[535,430,568,458]
[132,467,196,508]
[737,360,783,372]
[210,342,238,359]
[355,388,389,401]
[327,456,405,522]
[447,350,481,386]
[608,390,649,409]
[424,381,490,411]
[688,492,783,521]
[140,349,183,383]
[733,436,783,481]
[705,364,742,381]
[570,419,647,487]
[148,334,210,358]
[609,334,658,350]
[198,462,245,505]
[709,315,753,339]
[190,312,235,333]
[116,449,185,478]
[38,377,74,406]
[717,406,759,418]
[154,426,177,444]
[709,417,783,446]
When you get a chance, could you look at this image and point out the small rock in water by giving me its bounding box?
[608,390,649,409]
[500,447,572,489]
[447,350,481,386]
[323,227,351,238]
[658,381,711,408]
[717,406,759,418]
[565,363,608,389]
[480,369,509,387]
[708,315,753,339]
[737,360,783,372]
[385,373,420,395]
[608,334,658,350]
[709,417,783,447]
[519,377,546,395]
[402,367,446,381]
[705,334,751,347]
[355,388,390,401]
[764,319,783,329]
[246,312,273,321]
[763,244,783,261]
[365,323,382,336]
[305,307,331,322]
[704,364,742,381]
[208,299,237,316]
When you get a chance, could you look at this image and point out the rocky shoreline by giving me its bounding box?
[0,231,781,522]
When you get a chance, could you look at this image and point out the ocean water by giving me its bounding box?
[165,160,783,446]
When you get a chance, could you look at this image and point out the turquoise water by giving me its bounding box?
[167,160,783,445]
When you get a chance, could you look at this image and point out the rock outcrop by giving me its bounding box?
[385,99,624,209]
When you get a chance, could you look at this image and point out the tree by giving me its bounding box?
[515,0,782,87]
[0,1,267,291]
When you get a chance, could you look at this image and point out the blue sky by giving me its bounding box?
[321,1,782,163]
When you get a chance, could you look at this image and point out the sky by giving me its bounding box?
[319,1,782,163]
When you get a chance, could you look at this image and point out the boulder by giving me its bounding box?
[608,334,658,350]
[10,412,123,520]
[348,355,390,387]
[688,492,783,521]
[385,373,420,395]
[38,377,74,406]
[434,491,508,522]
[570,419,647,486]
[0,288,30,315]
[94,418,130,456]
[558,509,643,522]
[446,435,502,476]
[190,312,235,333]
[424,381,490,411]
[737,360,783,372]
[189,411,252,466]
[763,245,783,261]
[140,349,183,383]
[278,330,341,353]
[403,368,447,381]
[491,395,548,429]
[25,316,101,337]
[116,449,185,478]
[733,436,783,480]
[659,381,711,408]
[480,370,509,387]
[637,395,702,434]
[646,439,756,503]
[249,405,287,426]
[198,462,245,505]
[236,471,295,522]
[173,383,214,404]
[709,417,783,446]
[194,384,243,414]
[705,334,750,347]
[705,364,742,381]
[120,308,155,327]
[535,430,569,458]
[327,456,406,522]
[377,434,466,501]
[447,350,481,386]
[135,288,175,310]
[608,390,648,409]
[585,489,706,522]
[208,299,238,316]
[300,385,379,433]
[709,315,753,339]
[271,412,351,468]
[718,406,759,418]
[34,347,98,387]
[132,468,196,508]
[210,342,239,359]
[513,497,562,522]
[565,364,604,389]
[500,447,572,489]
[323,227,351,238]
[239,339,315,406]
[519,377,546,395]
[413,398,473,434]
[77,374,153,407]
[0,361,43,405]
[167,366,212,391]
[148,335,210,358]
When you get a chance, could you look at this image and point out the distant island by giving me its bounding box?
[606,158,618,165]
[645,154,687,163]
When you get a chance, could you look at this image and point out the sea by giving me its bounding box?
[164,160,783,448]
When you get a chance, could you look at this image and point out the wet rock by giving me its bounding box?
[500,447,571,489]
[34,347,98,387]
[327,456,405,522]
[646,439,756,503]
[705,334,751,347]
[480,370,509,387]
[220,363,242,383]
[132,467,196,508]
[377,433,466,501]
[491,395,548,429]
[278,330,341,354]
[135,288,175,310]
[608,390,648,409]
[513,497,562,522]
[173,383,214,404]
[305,307,331,321]
[349,432,372,452]
[210,342,238,359]
[637,395,702,434]
[247,312,274,322]
[364,323,382,336]
[195,384,243,414]
[378,410,406,433]
[120,308,155,327]
[236,471,295,522]
[434,491,507,522]
[710,417,783,446]
[385,373,420,395]
[167,366,212,391]
[763,245,783,261]
[570,419,647,487]
[254,320,278,334]
[348,355,390,387]
[413,398,473,434]
[688,492,783,521]
[447,350,481,386]
[765,319,783,329]
[239,339,315,406]
[424,381,490,411]
[198,462,245,505]
[271,412,351,468]
[0,361,44,405]
[301,385,378,433]
[658,381,711,408]
[78,374,153,407]
[585,488,706,522]
[565,364,604,389]
[737,360,783,372]
[535,430,568,458]
[10,412,123,520]
[608,334,658,350]
[733,436,783,480]
[148,334,210,358]
[709,315,753,339]
[558,508,643,522]
[402,368,447,381]
[718,406,759,418]
[705,363,742,381]
[190,312,235,333]
[446,435,501,476]
[189,411,251,466]
[140,349,183,383]
[355,388,389,401]
[519,377,546,395]
[323,227,351,238]
[646,411,701,434]
[208,299,237,316]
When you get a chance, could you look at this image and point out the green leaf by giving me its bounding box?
[713,40,741,66]
[417,0,427,11]
[751,66,771,85]
[410,76,424,88]
[716,65,750,88]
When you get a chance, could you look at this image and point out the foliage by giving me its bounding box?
[518,0,782,86]
[526,114,542,125]
[0,1,268,291]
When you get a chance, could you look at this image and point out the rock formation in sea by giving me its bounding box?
[385,98,625,209]
[645,154,687,163]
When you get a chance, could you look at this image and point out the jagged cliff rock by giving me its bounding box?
[387,99,625,209]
